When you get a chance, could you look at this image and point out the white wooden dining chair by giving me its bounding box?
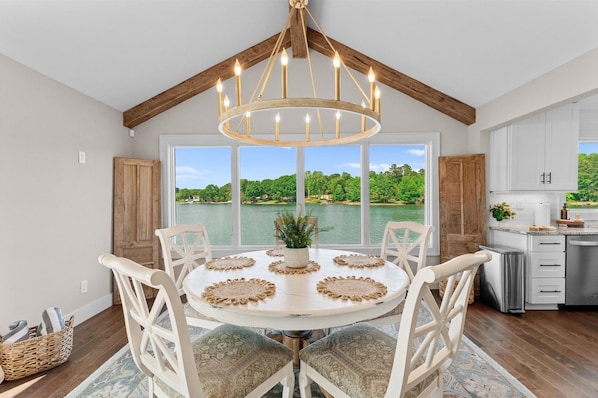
[298,250,491,398]
[155,224,222,329]
[99,253,295,398]
[366,221,434,327]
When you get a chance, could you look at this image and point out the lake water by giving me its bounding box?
[176,203,424,246]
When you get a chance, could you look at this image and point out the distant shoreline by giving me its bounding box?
[177,200,420,206]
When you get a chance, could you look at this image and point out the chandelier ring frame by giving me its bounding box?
[218,98,381,146]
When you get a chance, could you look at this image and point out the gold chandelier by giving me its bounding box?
[216,0,381,147]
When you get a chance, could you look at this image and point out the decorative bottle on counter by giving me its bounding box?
[560,203,569,220]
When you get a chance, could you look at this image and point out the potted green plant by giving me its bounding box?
[489,202,516,222]
[274,207,317,268]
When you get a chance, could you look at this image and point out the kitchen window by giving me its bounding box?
[565,141,598,226]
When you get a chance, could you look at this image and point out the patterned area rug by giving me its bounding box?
[67,316,536,398]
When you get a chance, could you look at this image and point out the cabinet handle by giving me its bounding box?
[540,172,545,184]
[540,290,562,293]
[569,240,598,247]
[539,242,562,245]
[547,172,552,184]
[539,264,561,267]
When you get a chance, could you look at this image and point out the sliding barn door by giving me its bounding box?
[113,157,161,304]
[439,154,486,265]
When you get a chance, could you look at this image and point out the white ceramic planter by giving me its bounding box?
[284,247,310,268]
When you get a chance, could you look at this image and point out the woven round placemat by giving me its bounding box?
[317,276,387,301]
[265,248,285,257]
[204,256,255,270]
[268,260,321,274]
[333,254,385,268]
[202,278,275,305]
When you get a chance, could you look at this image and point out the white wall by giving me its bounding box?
[0,54,133,328]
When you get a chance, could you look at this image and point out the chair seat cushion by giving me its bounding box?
[156,324,293,398]
[299,323,438,398]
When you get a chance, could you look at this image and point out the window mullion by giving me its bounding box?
[361,143,370,246]
[296,146,305,210]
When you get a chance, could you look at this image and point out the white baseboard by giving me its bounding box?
[66,294,113,326]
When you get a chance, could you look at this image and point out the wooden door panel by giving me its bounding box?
[439,154,486,299]
[439,154,486,263]
[113,157,161,304]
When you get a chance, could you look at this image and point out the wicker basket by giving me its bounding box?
[0,315,74,381]
[439,278,475,305]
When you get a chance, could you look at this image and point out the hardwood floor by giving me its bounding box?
[1,298,597,398]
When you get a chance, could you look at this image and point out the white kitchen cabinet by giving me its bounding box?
[527,235,565,306]
[491,230,565,309]
[489,125,509,192]
[489,104,579,192]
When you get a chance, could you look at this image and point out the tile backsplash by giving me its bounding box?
[488,192,598,227]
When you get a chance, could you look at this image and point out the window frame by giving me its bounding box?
[159,132,440,256]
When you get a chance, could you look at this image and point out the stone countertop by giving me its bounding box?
[490,225,598,235]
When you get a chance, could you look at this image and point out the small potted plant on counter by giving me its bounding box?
[489,201,516,222]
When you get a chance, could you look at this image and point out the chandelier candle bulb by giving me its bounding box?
[234,59,242,106]
[368,67,376,110]
[281,48,288,99]
[336,111,341,138]
[305,113,310,141]
[333,51,341,101]
[361,101,366,132]
[275,113,280,141]
[216,79,223,116]
[245,112,251,136]
[223,95,230,128]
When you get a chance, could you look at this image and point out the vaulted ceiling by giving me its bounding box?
[2,0,598,128]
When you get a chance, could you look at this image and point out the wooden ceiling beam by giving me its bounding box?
[289,6,307,58]
[123,31,291,128]
[306,28,476,125]
[123,27,475,128]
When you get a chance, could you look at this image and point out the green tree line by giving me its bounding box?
[176,163,425,205]
[567,153,598,203]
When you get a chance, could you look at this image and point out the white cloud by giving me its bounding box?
[369,163,391,172]
[344,162,361,170]
[408,148,425,156]
[176,166,206,182]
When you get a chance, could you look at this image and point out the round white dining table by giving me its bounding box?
[183,248,409,331]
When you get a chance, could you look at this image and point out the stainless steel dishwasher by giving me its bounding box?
[566,235,598,306]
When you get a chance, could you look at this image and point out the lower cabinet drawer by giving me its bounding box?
[529,252,565,278]
[529,278,565,304]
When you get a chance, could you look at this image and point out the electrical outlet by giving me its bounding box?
[78,151,86,164]
[80,280,88,294]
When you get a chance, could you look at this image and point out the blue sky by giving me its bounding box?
[175,145,426,189]
[579,142,598,154]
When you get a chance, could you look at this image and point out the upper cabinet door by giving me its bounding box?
[543,105,579,191]
[509,113,545,190]
[490,104,579,192]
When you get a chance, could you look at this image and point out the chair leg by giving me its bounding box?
[280,365,295,398]
[148,376,154,397]
[298,366,313,398]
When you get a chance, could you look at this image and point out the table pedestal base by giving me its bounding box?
[282,330,312,367]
